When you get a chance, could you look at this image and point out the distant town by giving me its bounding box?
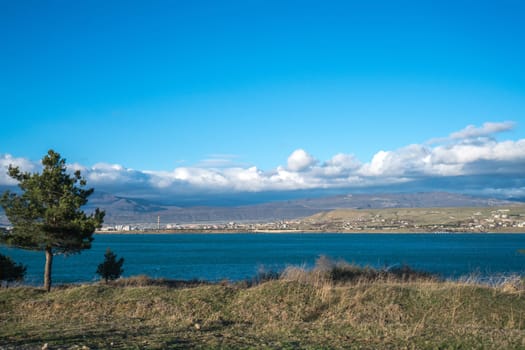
[97,207,525,233]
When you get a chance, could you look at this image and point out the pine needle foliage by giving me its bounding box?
[0,150,104,291]
[96,248,124,283]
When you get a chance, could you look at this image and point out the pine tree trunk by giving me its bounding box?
[44,247,53,292]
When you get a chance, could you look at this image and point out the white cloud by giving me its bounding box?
[194,154,246,168]
[430,139,525,174]
[449,121,515,140]
[363,150,390,176]
[325,153,361,169]
[148,167,229,189]
[0,154,38,185]
[429,121,516,144]
[1,122,524,199]
[287,149,317,171]
[85,163,148,184]
[319,153,361,177]
[223,166,265,191]
[360,145,432,176]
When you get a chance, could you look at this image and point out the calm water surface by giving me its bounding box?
[1,233,525,285]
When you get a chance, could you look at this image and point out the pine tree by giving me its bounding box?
[0,253,27,287]
[0,150,105,291]
[96,248,124,283]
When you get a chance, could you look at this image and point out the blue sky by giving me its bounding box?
[1,0,525,202]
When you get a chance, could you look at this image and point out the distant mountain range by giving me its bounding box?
[85,191,522,225]
[1,191,521,227]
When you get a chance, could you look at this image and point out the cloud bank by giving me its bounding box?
[2,122,525,201]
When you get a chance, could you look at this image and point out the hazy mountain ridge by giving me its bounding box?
[84,191,521,225]
[1,191,521,226]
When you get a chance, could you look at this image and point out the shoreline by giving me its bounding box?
[96,228,525,234]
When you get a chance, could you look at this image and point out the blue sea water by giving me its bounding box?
[1,233,525,285]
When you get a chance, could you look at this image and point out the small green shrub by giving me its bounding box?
[386,264,436,282]
[329,263,378,282]
[251,266,281,286]
[96,248,124,283]
[310,255,437,284]
[0,253,26,287]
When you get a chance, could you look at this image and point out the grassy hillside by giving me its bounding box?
[299,206,525,232]
[1,266,524,349]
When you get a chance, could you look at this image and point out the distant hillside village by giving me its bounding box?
[297,208,525,233]
[98,219,304,233]
[3,203,525,234]
[96,207,525,233]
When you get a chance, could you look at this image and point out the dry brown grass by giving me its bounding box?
[1,268,524,349]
